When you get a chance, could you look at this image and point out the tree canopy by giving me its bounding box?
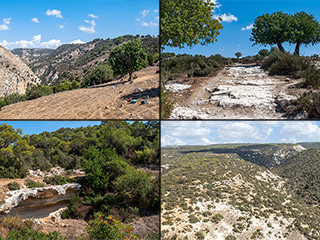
[161,0,223,48]
[109,39,147,81]
[250,11,320,56]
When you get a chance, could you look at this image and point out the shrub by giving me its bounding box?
[5,227,65,240]
[43,176,69,185]
[3,93,27,105]
[262,51,310,76]
[25,179,45,188]
[26,85,53,100]
[211,214,224,224]
[86,213,138,240]
[299,67,320,88]
[7,182,20,191]
[83,64,113,86]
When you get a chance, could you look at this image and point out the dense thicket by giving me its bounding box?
[0,121,159,179]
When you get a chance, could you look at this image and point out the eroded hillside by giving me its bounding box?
[0,46,40,97]
[162,144,320,240]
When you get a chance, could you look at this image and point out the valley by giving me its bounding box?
[162,143,320,240]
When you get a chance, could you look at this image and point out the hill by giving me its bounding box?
[0,66,159,119]
[29,35,159,84]
[11,48,54,65]
[162,144,320,240]
[0,46,40,97]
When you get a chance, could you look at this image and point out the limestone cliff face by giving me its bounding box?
[0,46,40,97]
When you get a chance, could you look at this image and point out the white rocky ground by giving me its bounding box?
[162,172,306,240]
[168,65,303,119]
[0,183,81,214]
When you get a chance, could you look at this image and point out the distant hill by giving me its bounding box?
[28,35,159,84]
[0,46,40,97]
[11,48,54,64]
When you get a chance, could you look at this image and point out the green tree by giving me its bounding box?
[84,64,113,86]
[289,11,320,56]
[251,11,320,56]
[109,39,146,81]
[258,49,270,57]
[161,0,223,48]
[250,12,291,52]
[235,52,242,59]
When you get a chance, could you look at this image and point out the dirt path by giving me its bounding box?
[0,66,159,119]
[168,64,306,119]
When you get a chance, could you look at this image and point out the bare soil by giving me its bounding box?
[0,66,159,119]
[167,64,308,119]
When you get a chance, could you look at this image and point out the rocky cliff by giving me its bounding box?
[0,46,40,97]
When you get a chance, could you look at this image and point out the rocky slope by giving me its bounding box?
[0,46,40,97]
[11,48,54,65]
[162,144,320,240]
[29,35,159,84]
[167,64,307,119]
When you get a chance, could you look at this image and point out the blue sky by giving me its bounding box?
[0,0,159,50]
[161,121,320,146]
[0,121,101,135]
[164,0,320,57]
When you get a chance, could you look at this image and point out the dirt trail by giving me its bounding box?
[168,64,306,119]
[0,66,159,119]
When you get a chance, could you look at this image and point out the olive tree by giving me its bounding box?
[161,0,223,48]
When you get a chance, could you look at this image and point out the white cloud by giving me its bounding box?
[31,18,39,23]
[3,18,11,25]
[0,24,9,30]
[0,18,11,31]
[59,25,64,29]
[141,9,150,17]
[0,34,61,49]
[280,122,320,142]
[78,20,96,34]
[70,39,85,44]
[213,13,238,22]
[137,9,159,28]
[241,24,253,31]
[210,0,222,8]
[45,9,63,18]
[88,13,98,19]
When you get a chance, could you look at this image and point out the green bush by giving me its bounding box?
[262,51,309,76]
[7,182,20,191]
[44,175,69,185]
[3,93,27,105]
[86,213,138,240]
[83,64,113,86]
[26,85,53,100]
[25,179,45,188]
[5,227,65,240]
[299,67,320,88]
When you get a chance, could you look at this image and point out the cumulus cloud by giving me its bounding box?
[241,24,253,31]
[213,13,238,22]
[45,9,63,18]
[59,25,64,29]
[0,34,61,49]
[78,20,96,34]
[31,18,39,23]
[280,122,320,142]
[88,13,98,19]
[70,39,85,44]
[0,18,11,31]
[136,9,158,28]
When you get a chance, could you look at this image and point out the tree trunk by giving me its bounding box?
[277,42,285,52]
[294,42,301,56]
[129,70,133,82]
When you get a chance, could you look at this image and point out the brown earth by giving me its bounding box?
[0,66,159,119]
